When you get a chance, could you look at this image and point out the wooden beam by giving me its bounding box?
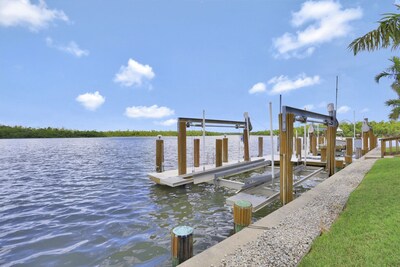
[223,137,228,162]
[216,139,223,167]
[243,129,250,161]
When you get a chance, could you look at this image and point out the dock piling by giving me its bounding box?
[233,200,252,233]
[194,138,200,168]
[345,138,353,165]
[156,137,164,172]
[178,121,187,175]
[171,226,193,266]
[216,139,223,167]
[243,129,250,162]
[258,137,263,157]
[223,137,228,162]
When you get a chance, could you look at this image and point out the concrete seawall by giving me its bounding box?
[180,148,381,266]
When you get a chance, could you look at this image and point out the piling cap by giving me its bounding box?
[235,200,252,208]
[173,226,194,236]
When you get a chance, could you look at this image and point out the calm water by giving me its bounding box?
[0,136,278,266]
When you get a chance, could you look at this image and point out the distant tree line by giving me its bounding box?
[0,125,222,139]
[1,121,399,139]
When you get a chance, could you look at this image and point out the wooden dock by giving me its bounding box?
[148,156,269,187]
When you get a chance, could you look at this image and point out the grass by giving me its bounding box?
[299,157,400,267]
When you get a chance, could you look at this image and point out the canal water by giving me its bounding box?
[0,136,284,266]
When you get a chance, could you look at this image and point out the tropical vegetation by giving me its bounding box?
[349,4,400,120]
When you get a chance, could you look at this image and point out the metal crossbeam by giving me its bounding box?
[178,117,252,131]
[281,106,338,131]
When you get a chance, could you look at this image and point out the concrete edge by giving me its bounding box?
[179,148,381,266]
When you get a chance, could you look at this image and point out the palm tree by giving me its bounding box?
[348,5,400,55]
[375,56,400,120]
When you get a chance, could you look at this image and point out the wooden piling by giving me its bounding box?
[326,126,337,176]
[369,129,376,149]
[296,138,301,159]
[345,138,352,165]
[320,146,327,162]
[258,137,263,157]
[216,139,223,167]
[311,134,317,156]
[381,139,386,158]
[156,139,164,172]
[223,137,228,162]
[233,200,252,233]
[243,129,250,162]
[194,138,200,167]
[279,113,294,205]
[171,226,193,266]
[362,131,369,155]
[336,160,344,169]
[178,121,187,175]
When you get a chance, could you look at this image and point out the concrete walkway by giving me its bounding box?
[180,148,381,267]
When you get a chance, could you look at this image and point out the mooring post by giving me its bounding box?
[258,136,263,157]
[156,136,164,173]
[362,131,369,155]
[381,139,386,158]
[320,146,327,162]
[296,137,301,160]
[243,129,250,162]
[178,120,187,175]
[311,134,317,156]
[171,226,193,266]
[345,137,353,165]
[216,139,223,167]
[223,137,228,162]
[326,125,337,176]
[233,200,252,233]
[369,129,375,149]
[194,138,200,168]
[279,113,294,205]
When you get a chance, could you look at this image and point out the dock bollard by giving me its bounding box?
[156,136,164,173]
[171,226,193,266]
[233,200,252,233]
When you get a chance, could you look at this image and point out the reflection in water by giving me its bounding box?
[0,136,321,266]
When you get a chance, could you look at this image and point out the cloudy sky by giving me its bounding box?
[0,0,398,131]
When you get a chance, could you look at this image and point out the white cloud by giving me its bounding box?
[248,82,266,94]
[0,0,68,31]
[360,108,369,113]
[114,59,155,87]
[155,118,178,126]
[76,91,105,111]
[273,0,362,58]
[125,105,174,119]
[337,105,351,114]
[302,104,315,111]
[46,37,89,57]
[267,73,320,95]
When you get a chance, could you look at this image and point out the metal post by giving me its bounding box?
[269,102,275,188]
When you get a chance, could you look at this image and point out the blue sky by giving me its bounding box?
[0,0,398,131]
